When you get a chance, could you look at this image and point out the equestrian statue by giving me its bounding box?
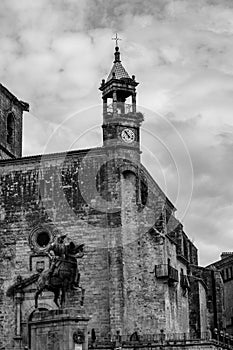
[35,234,85,308]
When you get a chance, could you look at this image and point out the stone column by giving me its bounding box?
[113,90,118,117]
[108,228,125,335]
[13,290,24,350]
[132,93,136,113]
[103,97,107,121]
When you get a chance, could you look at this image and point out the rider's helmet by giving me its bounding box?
[57,233,67,243]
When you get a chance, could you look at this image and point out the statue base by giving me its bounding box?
[13,335,23,350]
[29,308,89,350]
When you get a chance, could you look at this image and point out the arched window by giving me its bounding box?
[7,112,15,144]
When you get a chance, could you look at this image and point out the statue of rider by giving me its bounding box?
[47,233,82,290]
[47,233,66,277]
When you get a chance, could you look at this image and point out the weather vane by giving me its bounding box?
[112,33,122,47]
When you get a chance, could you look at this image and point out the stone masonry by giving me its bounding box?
[0,45,226,350]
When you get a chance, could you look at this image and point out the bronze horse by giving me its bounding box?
[35,242,84,308]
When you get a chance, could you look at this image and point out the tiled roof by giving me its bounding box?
[107,61,130,82]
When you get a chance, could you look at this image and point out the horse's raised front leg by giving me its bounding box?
[53,287,60,308]
[60,285,66,308]
[35,287,43,309]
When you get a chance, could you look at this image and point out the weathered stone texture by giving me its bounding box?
[0,49,213,349]
[0,85,28,160]
[0,145,200,348]
[190,265,225,335]
[30,308,89,350]
[207,254,233,334]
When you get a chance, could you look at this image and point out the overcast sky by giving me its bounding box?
[1,0,233,266]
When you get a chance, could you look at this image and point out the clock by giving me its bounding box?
[121,128,135,143]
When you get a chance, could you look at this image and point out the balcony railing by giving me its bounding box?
[89,332,216,348]
[169,265,179,282]
[103,103,144,123]
[106,102,133,115]
[114,332,210,343]
[180,274,190,289]
[89,330,233,349]
[155,264,179,282]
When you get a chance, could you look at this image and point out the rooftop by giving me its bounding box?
[106,46,131,82]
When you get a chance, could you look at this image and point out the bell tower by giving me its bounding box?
[99,42,143,156]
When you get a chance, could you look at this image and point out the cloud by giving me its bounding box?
[140,110,233,265]
[0,0,233,265]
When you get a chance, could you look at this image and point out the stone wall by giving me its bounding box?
[0,150,112,347]
[120,169,190,335]
[223,279,233,333]
[208,255,233,335]
[190,266,225,333]
[0,87,25,159]
[0,148,12,160]
[0,147,203,348]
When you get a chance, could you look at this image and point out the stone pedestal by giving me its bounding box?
[29,308,89,350]
[13,335,23,350]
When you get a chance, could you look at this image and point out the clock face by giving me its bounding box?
[121,128,135,143]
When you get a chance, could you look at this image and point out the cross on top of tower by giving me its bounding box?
[111,33,122,63]
[112,33,122,47]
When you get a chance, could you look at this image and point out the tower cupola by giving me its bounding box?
[100,39,143,150]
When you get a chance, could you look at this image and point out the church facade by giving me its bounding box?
[0,46,225,349]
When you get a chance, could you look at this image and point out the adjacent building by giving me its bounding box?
[208,252,233,335]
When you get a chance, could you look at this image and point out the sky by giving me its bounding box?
[1,0,233,266]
